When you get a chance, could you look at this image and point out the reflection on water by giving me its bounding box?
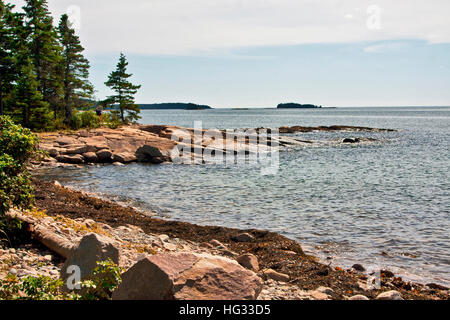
[36,107,450,286]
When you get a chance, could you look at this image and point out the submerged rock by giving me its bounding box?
[352,264,366,272]
[343,138,360,144]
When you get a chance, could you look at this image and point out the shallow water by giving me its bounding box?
[37,107,450,286]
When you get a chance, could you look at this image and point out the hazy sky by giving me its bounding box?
[9,0,450,107]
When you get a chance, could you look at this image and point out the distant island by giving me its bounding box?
[277,103,322,109]
[138,103,213,110]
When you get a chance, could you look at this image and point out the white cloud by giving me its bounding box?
[8,0,450,55]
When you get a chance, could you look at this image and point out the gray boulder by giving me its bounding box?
[112,252,263,300]
[113,152,137,164]
[61,233,120,286]
[136,145,166,163]
[96,149,113,162]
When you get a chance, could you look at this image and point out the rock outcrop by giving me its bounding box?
[112,252,263,300]
[38,125,176,165]
[36,124,390,167]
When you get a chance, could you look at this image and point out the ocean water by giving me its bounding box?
[37,107,450,286]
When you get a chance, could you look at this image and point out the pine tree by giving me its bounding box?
[57,14,93,124]
[105,53,141,123]
[23,0,63,119]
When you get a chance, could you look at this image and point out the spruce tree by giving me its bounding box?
[105,53,141,123]
[3,1,52,130]
[8,57,51,130]
[0,1,16,116]
[57,14,93,124]
[23,0,63,119]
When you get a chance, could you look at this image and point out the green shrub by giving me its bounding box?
[0,259,123,300]
[0,116,38,246]
[0,215,25,247]
[80,110,100,128]
[0,274,77,300]
[78,258,124,300]
[0,116,38,216]
[102,112,121,129]
[69,113,82,130]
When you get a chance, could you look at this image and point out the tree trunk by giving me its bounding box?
[0,83,3,116]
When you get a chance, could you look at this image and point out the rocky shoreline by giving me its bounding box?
[1,178,447,300]
[4,125,447,300]
[34,124,389,167]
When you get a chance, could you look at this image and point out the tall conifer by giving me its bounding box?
[0,1,16,115]
[105,53,141,123]
[57,14,93,124]
[23,0,63,118]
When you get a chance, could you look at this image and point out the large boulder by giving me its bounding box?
[136,145,167,163]
[113,152,137,164]
[96,149,113,162]
[61,233,120,285]
[112,252,263,300]
[82,152,98,163]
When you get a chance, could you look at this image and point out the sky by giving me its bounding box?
[8,0,450,107]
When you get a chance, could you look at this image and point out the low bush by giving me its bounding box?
[0,116,38,217]
[0,259,123,300]
[69,112,82,130]
[0,116,38,246]
[102,112,121,129]
[80,110,100,128]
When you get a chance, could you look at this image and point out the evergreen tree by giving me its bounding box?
[0,1,17,116]
[57,14,93,124]
[7,57,51,130]
[105,53,141,123]
[23,0,63,119]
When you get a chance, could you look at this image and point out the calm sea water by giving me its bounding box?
[37,107,450,286]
